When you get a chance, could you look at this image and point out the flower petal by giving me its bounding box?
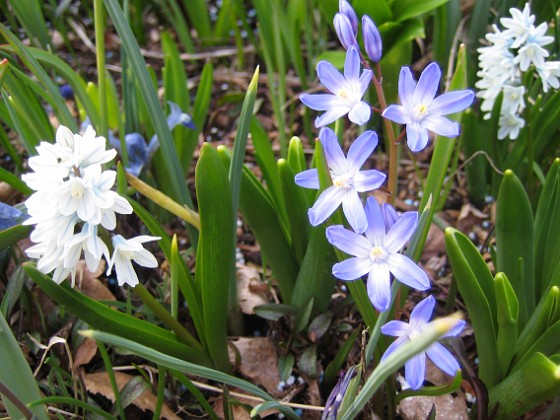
[326,225,372,257]
[384,211,418,252]
[381,320,410,337]
[354,169,386,192]
[358,69,373,96]
[347,130,378,173]
[398,66,416,110]
[317,61,345,94]
[410,295,435,325]
[422,115,460,138]
[382,104,411,124]
[406,122,430,152]
[300,93,344,111]
[348,101,371,125]
[380,335,409,362]
[387,253,430,290]
[364,196,386,246]
[426,342,460,377]
[295,168,320,189]
[405,353,426,390]
[428,90,474,115]
[442,319,466,338]
[315,106,351,128]
[367,262,391,312]
[332,257,372,280]
[342,190,367,233]
[344,46,360,82]
[308,186,346,226]
[413,62,441,106]
[319,128,347,174]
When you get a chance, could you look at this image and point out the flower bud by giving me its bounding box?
[362,15,382,62]
[338,0,358,35]
[334,13,357,50]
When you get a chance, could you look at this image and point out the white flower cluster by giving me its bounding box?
[476,3,560,140]
[23,125,160,287]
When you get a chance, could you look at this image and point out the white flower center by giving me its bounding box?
[412,104,429,121]
[337,88,349,99]
[369,246,387,263]
[332,173,353,189]
[70,180,85,198]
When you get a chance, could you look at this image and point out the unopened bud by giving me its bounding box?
[338,0,358,35]
[362,15,382,62]
[334,13,357,50]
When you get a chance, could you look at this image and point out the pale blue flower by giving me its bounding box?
[325,197,430,312]
[334,12,357,50]
[295,128,385,233]
[381,295,465,390]
[109,102,195,176]
[362,15,382,62]
[382,63,474,152]
[300,47,373,127]
[338,0,358,34]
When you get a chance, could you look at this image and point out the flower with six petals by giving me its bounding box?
[381,295,465,390]
[295,128,385,233]
[300,47,372,127]
[326,197,430,311]
[382,62,474,152]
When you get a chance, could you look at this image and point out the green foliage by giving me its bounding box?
[445,164,560,416]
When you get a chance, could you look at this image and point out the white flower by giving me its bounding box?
[537,61,560,92]
[500,3,534,48]
[107,235,161,287]
[501,85,525,114]
[498,112,525,140]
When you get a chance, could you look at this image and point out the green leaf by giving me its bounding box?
[0,312,48,419]
[278,159,309,265]
[445,228,500,387]
[0,224,31,250]
[218,146,298,302]
[82,329,297,417]
[0,23,75,130]
[250,401,299,419]
[534,159,560,294]
[322,328,361,390]
[7,0,50,49]
[494,272,519,379]
[253,303,297,321]
[495,170,534,325]
[461,109,488,204]
[104,0,191,206]
[195,143,235,373]
[391,0,450,23]
[24,263,212,366]
[515,286,560,364]
[489,352,560,419]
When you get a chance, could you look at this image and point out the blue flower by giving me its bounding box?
[0,202,28,230]
[109,102,195,176]
[295,128,385,233]
[362,15,382,62]
[325,197,430,312]
[300,47,373,127]
[382,63,474,152]
[381,295,465,390]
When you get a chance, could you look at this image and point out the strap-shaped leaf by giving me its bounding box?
[495,170,534,325]
[0,312,48,419]
[445,227,500,387]
[494,272,519,379]
[218,146,297,302]
[195,143,235,373]
[24,263,211,366]
[489,352,560,418]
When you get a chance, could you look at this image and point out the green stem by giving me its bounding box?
[94,0,108,138]
[152,365,165,420]
[97,342,125,419]
[133,284,201,349]
[371,72,399,205]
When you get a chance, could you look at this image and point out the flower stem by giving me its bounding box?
[94,0,108,138]
[133,283,202,349]
[372,74,399,205]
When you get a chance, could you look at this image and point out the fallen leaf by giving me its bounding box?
[228,337,282,397]
[72,337,97,371]
[397,394,468,420]
[237,264,269,315]
[84,371,180,420]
